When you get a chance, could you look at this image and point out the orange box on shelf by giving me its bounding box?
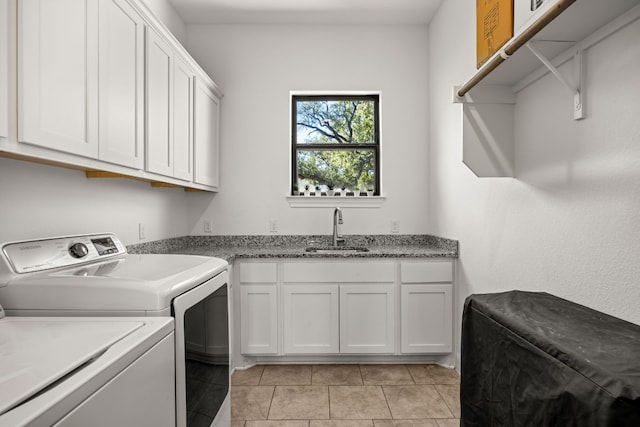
[476,0,514,68]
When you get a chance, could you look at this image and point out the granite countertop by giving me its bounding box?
[128,234,458,263]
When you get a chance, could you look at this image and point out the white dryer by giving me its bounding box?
[0,233,230,427]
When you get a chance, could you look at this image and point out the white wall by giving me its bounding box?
[142,0,187,44]
[429,0,640,366]
[0,157,189,245]
[185,24,430,236]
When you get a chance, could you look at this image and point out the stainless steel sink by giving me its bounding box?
[305,246,370,254]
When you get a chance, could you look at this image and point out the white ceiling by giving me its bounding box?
[168,0,445,25]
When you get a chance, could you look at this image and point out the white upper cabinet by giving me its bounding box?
[172,57,194,181]
[18,0,99,158]
[145,27,195,182]
[8,0,221,190]
[98,0,145,169]
[193,78,220,188]
[145,27,173,177]
[0,0,9,139]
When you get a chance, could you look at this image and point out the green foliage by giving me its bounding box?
[295,99,376,191]
[297,100,374,145]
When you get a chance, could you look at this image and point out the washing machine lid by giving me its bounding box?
[0,254,228,312]
[0,318,144,416]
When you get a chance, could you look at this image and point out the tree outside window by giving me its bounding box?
[291,94,380,195]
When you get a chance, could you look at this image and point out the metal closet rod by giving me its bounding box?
[456,0,576,98]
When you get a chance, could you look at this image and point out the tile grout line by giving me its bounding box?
[434,385,456,419]
[379,383,394,420]
[325,384,331,421]
[406,363,418,384]
[265,384,276,421]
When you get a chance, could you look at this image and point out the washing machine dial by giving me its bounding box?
[69,242,89,259]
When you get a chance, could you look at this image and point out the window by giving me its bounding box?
[291,94,380,196]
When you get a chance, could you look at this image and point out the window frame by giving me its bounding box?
[290,93,381,196]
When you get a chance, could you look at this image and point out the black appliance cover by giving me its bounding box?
[461,291,640,427]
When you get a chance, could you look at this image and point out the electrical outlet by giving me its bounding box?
[269,220,278,233]
[138,223,145,240]
[204,220,212,234]
[391,220,400,234]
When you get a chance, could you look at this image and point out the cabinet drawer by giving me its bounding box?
[401,261,453,283]
[283,262,395,283]
[239,262,277,283]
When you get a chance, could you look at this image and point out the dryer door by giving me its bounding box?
[172,271,229,427]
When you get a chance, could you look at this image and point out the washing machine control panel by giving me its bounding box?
[2,233,126,274]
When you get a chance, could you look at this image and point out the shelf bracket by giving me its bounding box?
[526,42,584,120]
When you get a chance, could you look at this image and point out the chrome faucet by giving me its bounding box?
[332,207,344,247]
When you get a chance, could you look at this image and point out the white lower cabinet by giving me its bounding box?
[401,284,453,353]
[240,285,278,355]
[340,284,395,354]
[283,285,339,354]
[237,259,454,358]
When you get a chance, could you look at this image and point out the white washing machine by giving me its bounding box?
[0,308,175,426]
[0,233,230,427]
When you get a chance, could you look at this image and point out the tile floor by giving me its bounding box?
[231,364,460,427]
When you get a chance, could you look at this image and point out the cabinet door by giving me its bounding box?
[145,27,173,177]
[193,78,220,188]
[18,0,99,157]
[172,57,194,181]
[339,284,395,354]
[240,285,277,354]
[401,284,452,353]
[98,0,144,169]
[0,0,9,139]
[283,285,339,354]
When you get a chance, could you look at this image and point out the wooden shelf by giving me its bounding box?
[453,0,640,178]
[457,0,640,96]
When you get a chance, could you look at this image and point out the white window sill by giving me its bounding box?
[286,195,386,208]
